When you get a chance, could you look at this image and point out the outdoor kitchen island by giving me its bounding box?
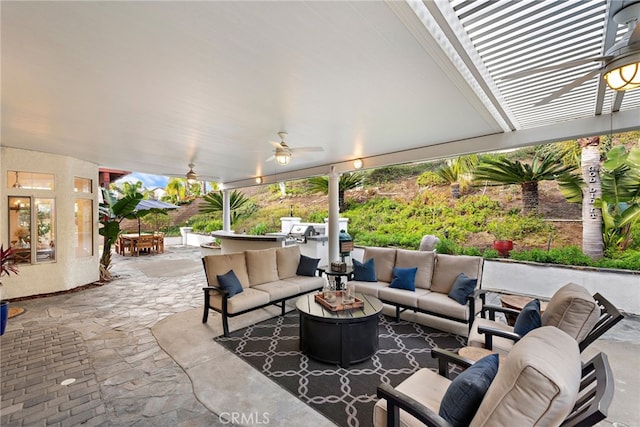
[210,229,328,264]
[210,231,286,253]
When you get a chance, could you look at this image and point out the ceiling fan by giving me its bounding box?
[266,132,323,166]
[502,2,640,106]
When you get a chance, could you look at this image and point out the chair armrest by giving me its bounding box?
[203,286,228,297]
[376,383,453,427]
[480,304,521,320]
[477,325,521,350]
[431,348,473,378]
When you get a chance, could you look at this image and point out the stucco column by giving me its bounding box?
[222,189,231,232]
[328,166,340,263]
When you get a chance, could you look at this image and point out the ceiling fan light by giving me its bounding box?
[275,152,291,165]
[604,61,640,91]
[186,163,198,183]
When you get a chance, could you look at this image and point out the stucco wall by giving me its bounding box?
[1,147,100,299]
[481,259,640,315]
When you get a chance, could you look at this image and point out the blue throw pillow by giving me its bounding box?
[296,254,320,277]
[439,353,499,426]
[216,270,243,298]
[389,267,418,291]
[353,258,376,282]
[513,298,542,336]
[448,273,478,305]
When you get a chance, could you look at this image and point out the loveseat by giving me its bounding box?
[351,247,484,336]
[202,245,324,336]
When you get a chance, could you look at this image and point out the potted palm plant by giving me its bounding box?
[1,244,20,335]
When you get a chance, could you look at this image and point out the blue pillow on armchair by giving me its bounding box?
[353,258,376,282]
[389,267,418,291]
[216,270,244,298]
[439,353,499,426]
[513,298,542,336]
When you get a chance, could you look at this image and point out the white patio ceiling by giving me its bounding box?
[2,1,639,189]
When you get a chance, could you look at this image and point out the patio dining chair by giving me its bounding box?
[375,326,614,427]
[467,283,623,355]
[133,235,156,256]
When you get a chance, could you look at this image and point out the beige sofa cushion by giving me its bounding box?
[276,245,301,279]
[431,254,482,294]
[208,287,271,314]
[373,368,451,427]
[363,247,397,283]
[542,282,600,342]
[245,248,279,286]
[395,249,435,290]
[471,326,580,426]
[203,252,250,288]
[416,292,470,321]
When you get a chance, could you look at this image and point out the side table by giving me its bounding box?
[500,294,549,326]
[317,265,354,289]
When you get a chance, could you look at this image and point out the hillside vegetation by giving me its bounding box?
[176,134,640,270]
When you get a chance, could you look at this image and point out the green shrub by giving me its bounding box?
[249,223,269,236]
[435,239,460,254]
[416,171,446,187]
[595,250,640,270]
[509,246,592,266]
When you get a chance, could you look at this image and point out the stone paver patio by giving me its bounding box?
[1,240,638,426]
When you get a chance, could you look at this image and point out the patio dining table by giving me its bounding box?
[118,233,164,256]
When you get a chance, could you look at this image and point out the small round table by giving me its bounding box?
[296,292,383,368]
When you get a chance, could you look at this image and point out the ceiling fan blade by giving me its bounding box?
[629,23,640,44]
[268,140,283,148]
[533,68,604,106]
[501,56,611,80]
[266,154,275,162]
[291,147,324,153]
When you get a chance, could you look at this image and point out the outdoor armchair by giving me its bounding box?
[467,283,622,355]
[375,326,614,427]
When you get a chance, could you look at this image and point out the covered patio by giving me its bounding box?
[1,240,638,426]
[1,1,640,425]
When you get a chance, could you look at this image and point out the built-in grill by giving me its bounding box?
[288,224,316,244]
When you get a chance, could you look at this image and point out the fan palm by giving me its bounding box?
[200,190,251,225]
[474,154,576,214]
[307,172,365,212]
[436,155,478,199]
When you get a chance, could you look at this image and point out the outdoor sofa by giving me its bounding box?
[351,247,484,337]
[202,245,324,337]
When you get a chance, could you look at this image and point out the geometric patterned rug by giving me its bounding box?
[215,311,466,427]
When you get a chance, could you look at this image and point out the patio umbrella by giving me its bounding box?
[131,199,179,235]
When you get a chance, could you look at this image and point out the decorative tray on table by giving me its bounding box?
[314,291,364,311]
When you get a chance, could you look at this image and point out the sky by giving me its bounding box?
[115,172,169,190]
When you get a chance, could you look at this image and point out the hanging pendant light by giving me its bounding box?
[12,171,22,188]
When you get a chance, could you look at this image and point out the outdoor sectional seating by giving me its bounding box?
[202,245,324,337]
[352,247,484,336]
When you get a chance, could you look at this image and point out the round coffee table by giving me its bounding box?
[296,292,383,368]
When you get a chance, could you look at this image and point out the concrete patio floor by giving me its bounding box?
[1,239,638,426]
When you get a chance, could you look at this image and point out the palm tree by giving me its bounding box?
[200,190,252,225]
[579,136,605,259]
[561,144,640,256]
[436,155,479,199]
[307,172,365,212]
[473,154,576,214]
[163,178,186,203]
